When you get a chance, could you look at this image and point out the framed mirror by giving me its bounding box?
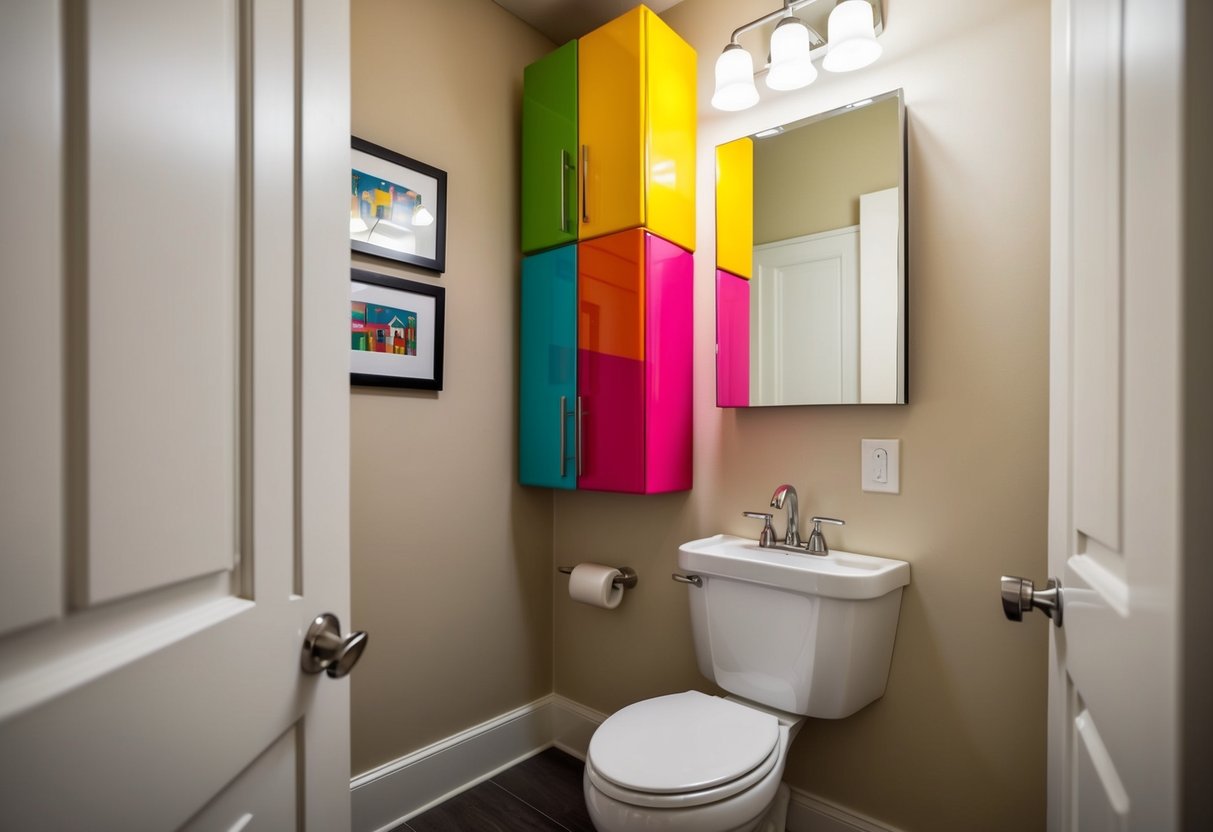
[715,89,906,407]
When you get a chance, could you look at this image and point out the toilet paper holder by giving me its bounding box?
[557,565,639,589]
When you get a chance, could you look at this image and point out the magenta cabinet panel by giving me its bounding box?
[645,235,693,492]
[715,269,750,407]
[577,349,644,493]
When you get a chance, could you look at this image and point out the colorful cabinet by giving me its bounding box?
[521,41,578,254]
[715,137,753,279]
[520,6,696,256]
[519,231,692,493]
[519,6,695,494]
[519,246,577,489]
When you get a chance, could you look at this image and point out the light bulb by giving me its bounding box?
[711,44,759,112]
[766,16,817,91]
[823,0,882,73]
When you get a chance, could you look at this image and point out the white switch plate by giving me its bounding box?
[861,439,900,493]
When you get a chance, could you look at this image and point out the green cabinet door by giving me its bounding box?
[521,40,577,254]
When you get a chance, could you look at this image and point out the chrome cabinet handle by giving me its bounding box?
[580,145,589,223]
[1000,576,1064,627]
[671,573,702,587]
[559,395,568,477]
[575,395,584,477]
[301,613,369,679]
[559,149,572,233]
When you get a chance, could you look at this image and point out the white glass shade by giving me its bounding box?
[823,0,882,73]
[413,203,434,227]
[766,17,817,91]
[711,44,759,111]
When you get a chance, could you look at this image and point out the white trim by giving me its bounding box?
[350,695,898,832]
[351,695,555,832]
[786,786,904,832]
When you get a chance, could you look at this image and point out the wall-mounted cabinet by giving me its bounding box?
[519,5,695,493]
[521,5,696,256]
[519,231,692,493]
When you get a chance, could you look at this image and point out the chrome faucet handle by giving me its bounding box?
[769,484,801,547]
[805,516,845,555]
[742,511,777,548]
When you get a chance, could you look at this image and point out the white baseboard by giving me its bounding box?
[349,694,605,832]
[786,786,904,832]
[350,694,896,832]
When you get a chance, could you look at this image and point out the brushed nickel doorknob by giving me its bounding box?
[1000,576,1063,627]
[301,613,368,678]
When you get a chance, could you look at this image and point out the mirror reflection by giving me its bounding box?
[716,89,906,406]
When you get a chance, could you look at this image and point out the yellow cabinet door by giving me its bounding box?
[644,9,696,253]
[579,6,695,252]
[715,137,753,278]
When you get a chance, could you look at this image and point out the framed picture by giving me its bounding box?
[350,269,445,390]
[350,137,447,273]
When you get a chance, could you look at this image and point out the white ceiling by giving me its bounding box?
[493,0,683,45]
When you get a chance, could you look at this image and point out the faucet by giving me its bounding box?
[769,484,802,547]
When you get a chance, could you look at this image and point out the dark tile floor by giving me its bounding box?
[394,747,595,832]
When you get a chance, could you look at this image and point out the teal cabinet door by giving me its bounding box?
[521,40,577,254]
[519,245,577,488]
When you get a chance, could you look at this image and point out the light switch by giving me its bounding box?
[861,439,900,494]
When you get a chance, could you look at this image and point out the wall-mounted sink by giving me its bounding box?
[678,534,910,600]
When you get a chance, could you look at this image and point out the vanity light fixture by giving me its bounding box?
[711,0,882,112]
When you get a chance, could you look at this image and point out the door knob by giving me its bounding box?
[1000,576,1063,627]
[301,613,368,678]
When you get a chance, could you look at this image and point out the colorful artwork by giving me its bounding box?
[351,169,422,228]
[351,301,418,356]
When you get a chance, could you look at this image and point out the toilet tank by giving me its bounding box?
[678,535,910,719]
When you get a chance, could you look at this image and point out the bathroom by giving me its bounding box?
[353,0,1048,829]
[0,0,1207,830]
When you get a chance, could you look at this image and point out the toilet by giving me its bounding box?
[582,534,911,832]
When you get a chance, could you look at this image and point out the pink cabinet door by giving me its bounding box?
[645,234,692,492]
[576,230,691,494]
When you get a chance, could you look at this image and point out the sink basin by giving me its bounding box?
[678,534,910,600]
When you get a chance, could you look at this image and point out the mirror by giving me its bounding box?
[715,89,906,407]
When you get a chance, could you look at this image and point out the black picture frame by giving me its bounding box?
[350,137,448,273]
[350,269,445,391]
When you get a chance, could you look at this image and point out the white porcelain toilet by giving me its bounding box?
[583,534,911,832]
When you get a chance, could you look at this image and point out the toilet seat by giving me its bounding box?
[585,691,782,809]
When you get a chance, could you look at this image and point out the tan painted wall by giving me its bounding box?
[553,1,1052,830]
[348,0,554,777]
[753,97,900,244]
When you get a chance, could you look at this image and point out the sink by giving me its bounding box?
[678,534,910,600]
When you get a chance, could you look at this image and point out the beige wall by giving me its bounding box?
[553,1,1052,830]
[348,0,554,777]
[754,97,900,244]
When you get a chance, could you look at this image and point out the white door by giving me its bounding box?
[0,1,354,829]
[752,227,859,404]
[1037,0,1184,828]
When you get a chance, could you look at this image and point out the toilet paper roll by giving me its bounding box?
[568,563,624,610]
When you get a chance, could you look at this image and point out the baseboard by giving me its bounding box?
[349,694,897,832]
[786,786,904,832]
[350,694,607,832]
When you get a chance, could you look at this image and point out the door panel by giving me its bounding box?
[578,6,644,241]
[520,246,577,489]
[87,0,239,605]
[521,40,578,254]
[0,0,352,828]
[0,0,64,636]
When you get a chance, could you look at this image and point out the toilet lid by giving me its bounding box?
[587,691,780,795]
